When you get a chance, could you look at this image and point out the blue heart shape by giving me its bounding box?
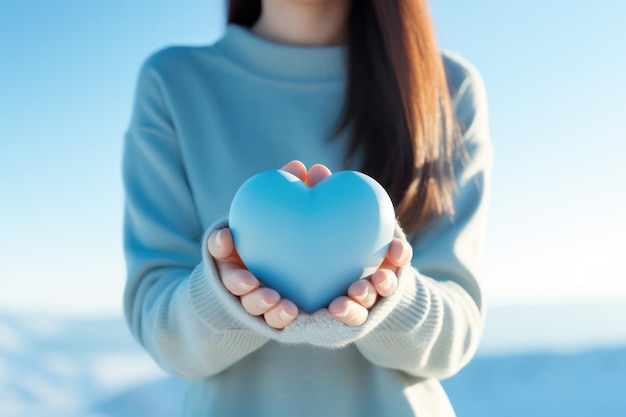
[229,170,396,313]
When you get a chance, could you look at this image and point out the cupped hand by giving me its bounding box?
[207,226,299,329]
[206,160,330,330]
[300,163,413,327]
[302,164,413,326]
[327,236,412,326]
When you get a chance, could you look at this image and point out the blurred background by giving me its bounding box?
[1,0,625,416]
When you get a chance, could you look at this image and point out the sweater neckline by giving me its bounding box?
[213,23,348,83]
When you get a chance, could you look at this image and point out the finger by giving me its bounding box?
[207,228,234,260]
[264,299,299,329]
[369,268,398,298]
[207,228,245,267]
[347,279,378,309]
[307,164,332,187]
[240,287,281,316]
[386,238,413,267]
[328,296,368,326]
[280,160,308,183]
[220,265,260,296]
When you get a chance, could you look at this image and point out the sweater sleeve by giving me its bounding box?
[122,55,270,381]
[353,60,493,379]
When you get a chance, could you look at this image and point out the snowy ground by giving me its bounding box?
[1,301,625,416]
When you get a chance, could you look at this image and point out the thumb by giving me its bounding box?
[207,228,245,267]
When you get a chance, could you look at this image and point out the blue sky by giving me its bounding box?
[1,1,625,315]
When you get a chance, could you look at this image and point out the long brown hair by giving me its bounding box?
[228,0,464,234]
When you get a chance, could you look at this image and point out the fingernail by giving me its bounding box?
[398,244,409,262]
[279,309,295,321]
[237,282,255,292]
[258,299,273,310]
[398,244,408,261]
[353,287,369,301]
[215,229,223,251]
[334,305,350,318]
[379,277,391,291]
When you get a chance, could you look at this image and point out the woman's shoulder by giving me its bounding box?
[440,49,487,105]
[129,43,225,103]
[440,50,489,136]
[137,41,222,79]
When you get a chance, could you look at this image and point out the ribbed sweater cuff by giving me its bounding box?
[372,265,431,334]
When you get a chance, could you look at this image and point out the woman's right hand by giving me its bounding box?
[206,161,320,330]
[207,227,299,329]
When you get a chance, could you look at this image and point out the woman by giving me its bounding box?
[122,0,493,415]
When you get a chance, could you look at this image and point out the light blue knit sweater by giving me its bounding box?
[122,23,493,417]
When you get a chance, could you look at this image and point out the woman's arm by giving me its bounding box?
[354,62,493,379]
[122,54,270,380]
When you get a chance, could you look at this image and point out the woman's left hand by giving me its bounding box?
[327,236,412,326]
[282,160,413,327]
